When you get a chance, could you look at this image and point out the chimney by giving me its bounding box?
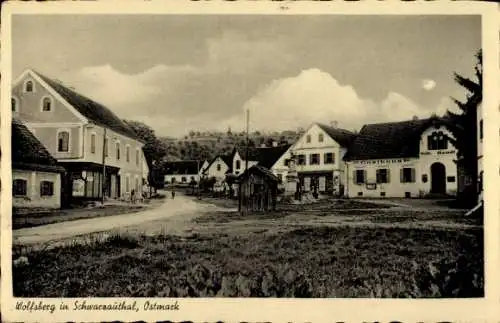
[330,120,338,128]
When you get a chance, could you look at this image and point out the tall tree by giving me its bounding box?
[445,49,482,205]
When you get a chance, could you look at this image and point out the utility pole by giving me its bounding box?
[101,127,107,205]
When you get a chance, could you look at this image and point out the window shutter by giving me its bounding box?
[411,168,416,183]
[400,168,404,183]
[387,169,391,183]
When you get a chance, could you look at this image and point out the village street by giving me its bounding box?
[13,192,234,246]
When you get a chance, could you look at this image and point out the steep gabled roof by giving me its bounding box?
[30,70,143,142]
[12,119,65,173]
[316,123,357,147]
[163,160,202,175]
[343,117,456,161]
[235,144,292,169]
[203,154,232,174]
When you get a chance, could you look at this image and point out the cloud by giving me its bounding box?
[232,68,442,132]
[422,79,436,91]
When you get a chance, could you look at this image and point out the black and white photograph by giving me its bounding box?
[1,2,498,322]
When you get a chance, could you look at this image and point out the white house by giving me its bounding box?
[289,122,356,196]
[12,119,66,209]
[230,144,292,181]
[12,68,148,206]
[203,155,232,183]
[343,117,458,198]
[164,160,204,185]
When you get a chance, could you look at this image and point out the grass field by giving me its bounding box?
[13,224,483,298]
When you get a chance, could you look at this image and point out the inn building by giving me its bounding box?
[343,117,458,198]
[12,68,149,206]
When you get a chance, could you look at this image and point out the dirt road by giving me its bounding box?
[13,194,230,246]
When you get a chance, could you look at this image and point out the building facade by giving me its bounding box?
[12,68,148,205]
[203,155,232,183]
[344,117,458,198]
[12,120,66,209]
[290,123,356,196]
[164,160,205,185]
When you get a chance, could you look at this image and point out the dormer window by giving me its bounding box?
[427,131,448,150]
[41,97,52,111]
[25,80,34,92]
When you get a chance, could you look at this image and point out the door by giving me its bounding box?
[431,162,446,194]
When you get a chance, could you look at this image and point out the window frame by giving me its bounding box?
[309,153,320,165]
[355,169,365,185]
[11,96,19,112]
[57,129,71,153]
[136,148,140,166]
[297,154,306,165]
[318,133,324,143]
[41,96,53,112]
[40,180,54,197]
[126,144,131,163]
[376,168,390,184]
[401,167,416,183]
[324,152,335,164]
[90,132,97,154]
[306,134,311,143]
[24,79,35,93]
[13,178,28,197]
[115,141,121,161]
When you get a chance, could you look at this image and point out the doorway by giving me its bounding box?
[430,162,446,194]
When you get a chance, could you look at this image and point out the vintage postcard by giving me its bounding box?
[1,1,499,322]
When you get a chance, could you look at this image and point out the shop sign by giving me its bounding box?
[355,158,412,165]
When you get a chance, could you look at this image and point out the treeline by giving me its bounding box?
[159,128,305,161]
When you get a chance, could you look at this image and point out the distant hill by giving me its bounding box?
[159,129,305,162]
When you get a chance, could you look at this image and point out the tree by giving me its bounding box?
[445,49,482,206]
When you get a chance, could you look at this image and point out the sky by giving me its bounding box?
[12,15,481,137]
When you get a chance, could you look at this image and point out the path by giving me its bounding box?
[13,194,226,246]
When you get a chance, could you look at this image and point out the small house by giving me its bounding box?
[238,165,279,213]
[12,119,66,209]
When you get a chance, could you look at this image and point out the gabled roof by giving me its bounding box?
[29,69,143,142]
[343,117,455,161]
[203,154,232,174]
[316,123,357,147]
[235,144,292,169]
[12,119,65,173]
[163,160,202,175]
[238,165,279,182]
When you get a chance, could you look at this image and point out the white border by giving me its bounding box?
[1,2,499,323]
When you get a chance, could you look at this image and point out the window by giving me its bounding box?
[42,97,52,111]
[236,160,241,170]
[104,138,109,157]
[310,153,320,165]
[324,152,334,164]
[125,176,130,192]
[355,169,365,185]
[422,174,428,183]
[25,80,34,92]
[57,131,69,152]
[479,119,483,141]
[318,133,324,142]
[376,169,390,183]
[380,192,386,197]
[13,179,27,196]
[217,164,221,171]
[171,177,176,183]
[427,131,448,150]
[90,133,96,154]
[136,149,140,165]
[126,146,131,163]
[11,97,18,112]
[405,192,411,198]
[116,142,120,160]
[40,181,54,196]
[181,177,187,183]
[277,174,283,182]
[297,154,306,165]
[306,135,311,143]
[447,176,456,183]
[401,167,416,183]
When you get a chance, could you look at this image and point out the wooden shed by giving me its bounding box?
[238,165,279,213]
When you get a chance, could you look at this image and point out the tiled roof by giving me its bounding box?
[343,117,454,161]
[164,160,202,175]
[316,123,357,147]
[32,70,143,142]
[236,144,292,169]
[12,119,65,173]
